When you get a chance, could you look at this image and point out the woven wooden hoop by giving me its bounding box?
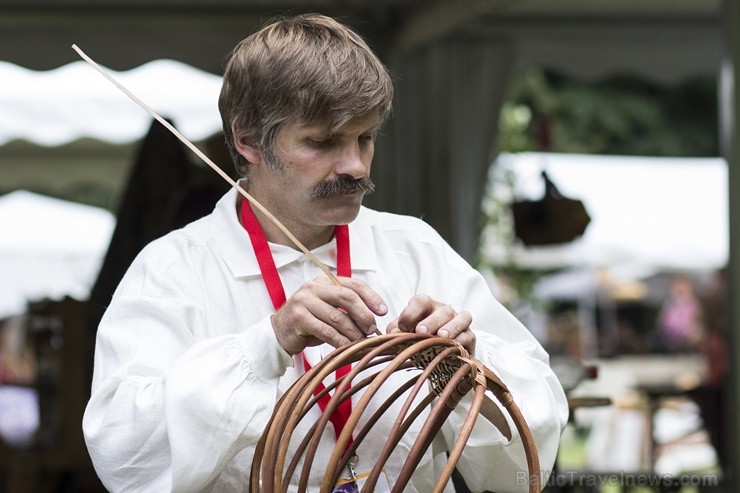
[251,332,540,493]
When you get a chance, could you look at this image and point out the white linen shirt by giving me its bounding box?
[83,187,568,493]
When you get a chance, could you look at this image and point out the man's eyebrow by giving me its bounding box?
[317,125,381,138]
[301,125,331,138]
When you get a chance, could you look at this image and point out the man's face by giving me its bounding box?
[247,111,381,239]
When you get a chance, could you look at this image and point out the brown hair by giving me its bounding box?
[218,14,394,178]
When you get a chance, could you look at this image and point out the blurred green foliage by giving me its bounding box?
[498,69,719,157]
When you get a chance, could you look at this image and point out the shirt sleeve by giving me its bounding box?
[435,247,569,493]
[82,253,293,492]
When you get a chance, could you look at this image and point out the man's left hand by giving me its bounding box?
[387,294,475,355]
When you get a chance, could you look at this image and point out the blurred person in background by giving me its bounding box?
[654,275,704,353]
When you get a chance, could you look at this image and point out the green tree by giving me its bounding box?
[498,69,718,157]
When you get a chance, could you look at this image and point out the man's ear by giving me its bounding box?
[232,124,263,165]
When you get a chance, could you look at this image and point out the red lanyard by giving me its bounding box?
[240,199,353,446]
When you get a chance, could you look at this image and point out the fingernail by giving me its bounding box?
[397,323,407,332]
[418,324,428,334]
[378,303,388,313]
[439,329,449,338]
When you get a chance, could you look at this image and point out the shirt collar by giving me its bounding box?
[211,187,378,278]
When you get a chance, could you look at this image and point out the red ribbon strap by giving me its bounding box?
[240,198,353,445]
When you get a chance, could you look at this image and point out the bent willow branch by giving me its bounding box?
[252,332,540,493]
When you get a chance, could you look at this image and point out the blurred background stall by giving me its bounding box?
[0,1,737,492]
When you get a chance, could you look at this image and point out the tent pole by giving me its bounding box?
[721,0,739,490]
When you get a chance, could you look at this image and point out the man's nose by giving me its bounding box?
[335,141,369,179]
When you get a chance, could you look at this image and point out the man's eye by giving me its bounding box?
[309,138,335,147]
[359,133,374,143]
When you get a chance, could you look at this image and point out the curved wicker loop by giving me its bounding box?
[251,332,540,493]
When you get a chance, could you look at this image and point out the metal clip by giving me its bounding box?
[347,454,359,483]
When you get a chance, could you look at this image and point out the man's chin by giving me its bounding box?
[324,198,363,225]
[338,204,363,225]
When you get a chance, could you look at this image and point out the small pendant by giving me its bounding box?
[332,454,360,493]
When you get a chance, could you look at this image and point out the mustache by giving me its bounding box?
[311,176,375,199]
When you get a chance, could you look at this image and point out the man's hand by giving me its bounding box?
[387,294,475,354]
[271,276,388,355]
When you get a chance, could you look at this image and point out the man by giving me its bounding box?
[83,14,567,492]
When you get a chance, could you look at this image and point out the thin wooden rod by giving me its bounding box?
[436,378,486,493]
[304,337,413,491]
[71,44,341,285]
[281,359,411,487]
[278,356,405,486]
[483,367,541,492]
[337,372,420,479]
[322,337,457,491]
[392,363,472,493]
[363,344,461,492]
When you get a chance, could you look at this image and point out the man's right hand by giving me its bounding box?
[271,276,388,355]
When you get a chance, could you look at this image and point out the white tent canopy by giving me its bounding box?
[480,152,728,271]
[0,59,223,146]
[0,190,115,319]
